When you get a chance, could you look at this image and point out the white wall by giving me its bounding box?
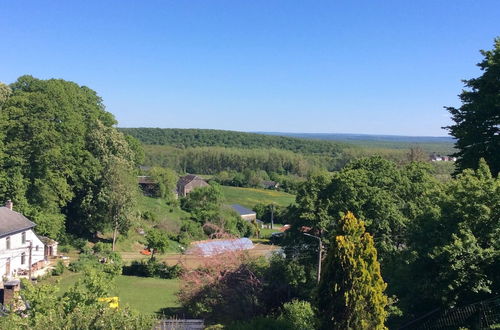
[0,229,45,279]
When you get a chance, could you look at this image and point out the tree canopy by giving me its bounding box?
[445,37,500,176]
[0,76,141,239]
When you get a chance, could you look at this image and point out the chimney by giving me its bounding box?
[5,200,13,210]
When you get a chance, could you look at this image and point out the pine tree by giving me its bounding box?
[318,212,388,329]
[445,38,500,176]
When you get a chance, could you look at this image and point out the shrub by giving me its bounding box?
[68,244,123,275]
[279,300,317,330]
[58,245,70,254]
[122,259,182,279]
[177,220,205,245]
[52,260,66,276]
[142,210,157,222]
[72,238,88,251]
[92,242,112,254]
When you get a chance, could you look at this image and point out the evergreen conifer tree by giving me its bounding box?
[318,212,388,329]
[445,38,500,176]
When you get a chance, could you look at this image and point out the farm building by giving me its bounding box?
[261,180,279,189]
[231,204,264,228]
[138,175,159,196]
[177,174,209,197]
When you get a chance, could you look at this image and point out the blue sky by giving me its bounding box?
[1,1,498,136]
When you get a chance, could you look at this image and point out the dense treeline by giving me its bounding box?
[143,145,338,175]
[141,144,432,176]
[119,127,349,155]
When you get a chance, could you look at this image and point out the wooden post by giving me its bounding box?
[28,240,32,281]
[270,204,274,229]
[317,239,322,284]
[304,233,322,284]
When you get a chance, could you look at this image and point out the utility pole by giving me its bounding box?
[28,240,33,281]
[304,233,322,283]
[270,204,274,229]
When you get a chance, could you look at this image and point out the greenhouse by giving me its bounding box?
[189,238,254,257]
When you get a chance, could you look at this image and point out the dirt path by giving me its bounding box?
[120,244,280,269]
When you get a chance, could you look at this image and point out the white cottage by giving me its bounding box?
[0,200,47,280]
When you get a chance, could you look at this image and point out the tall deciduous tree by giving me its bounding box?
[101,157,137,251]
[0,76,142,239]
[318,212,388,330]
[445,38,500,176]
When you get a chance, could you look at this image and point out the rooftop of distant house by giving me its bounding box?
[137,176,156,184]
[231,204,256,216]
[178,174,206,186]
[261,180,278,188]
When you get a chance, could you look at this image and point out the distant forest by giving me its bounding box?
[119,128,349,155]
[120,128,456,177]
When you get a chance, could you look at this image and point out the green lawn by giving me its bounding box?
[260,227,282,239]
[113,275,180,314]
[136,195,189,233]
[48,272,180,315]
[221,186,295,209]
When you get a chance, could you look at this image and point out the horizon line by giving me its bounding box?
[117,126,453,139]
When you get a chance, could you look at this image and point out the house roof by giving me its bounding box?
[177,174,205,187]
[231,204,256,216]
[262,180,278,187]
[0,207,36,238]
[38,235,58,246]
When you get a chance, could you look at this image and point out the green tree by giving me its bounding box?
[147,166,178,200]
[0,76,138,240]
[398,159,500,320]
[101,157,138,251]
[445,38,500,176]
[146,228,170,259]
[318,212,388,330]
[181,183,223,223]
[0,82,11,107]
[123,134,145,166]
[64,119,137,238]
[406,146,428,162]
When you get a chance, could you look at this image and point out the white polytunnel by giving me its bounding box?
[189,238,254,257]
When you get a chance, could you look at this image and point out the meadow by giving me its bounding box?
[48,272,181,315]
[221,186,295,209]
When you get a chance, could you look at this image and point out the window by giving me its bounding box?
[22,232,26,244]
[6,236,10,250]
[21,252,26,265]
[36,245,39,252]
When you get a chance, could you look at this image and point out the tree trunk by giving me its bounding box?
[112,220,118,251]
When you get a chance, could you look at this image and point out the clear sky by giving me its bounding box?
[1,1,499,136]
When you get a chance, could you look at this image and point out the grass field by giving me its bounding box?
[47,272,180,314]
[102,195,190,253]
[221,186,295,209]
